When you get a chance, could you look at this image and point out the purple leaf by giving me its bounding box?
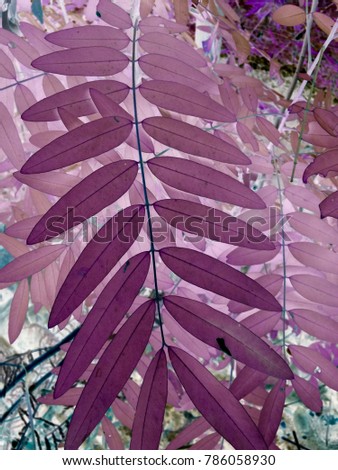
[154,199,274,250]
[313,108,338,137]
[102,417,124,450]
[289,242,338,274]
[290,274,338,307]
[292,376,322,413]
[320,191,338,219]
[139,16,188,33]
[130,349,168,449]
[139,32,206,68]
[48,205,145,327]
[21,117,133,174]
[96,0,132,29]
[160,247,282,312]
[64,299,155,450]
[22,80,129,122]
[258,380,286,446]
[0,28,38,69]
[164,296,292,378]
[303,149,338,182]
[288,211,338,245]
[256,117,282,147]
[229,274,283,314]
[31,47,129,77]
[139,80,235,122]
[189,433,221,450]
[14,85,48,135]
[0,245,66,283]
[8,279,29,344]
[240,310,280,337]
[143,117,250,165]
[288,345,338,391]
[54,252,150,397]
[169,347,267,450]
[46,26,130,50]
[26,160,138,244]
[166,417,210,450]
[147,157,265,209]
[230,366,268,400]
[290,309,338,343]
[89,88,133,121]
[138,54,216,92]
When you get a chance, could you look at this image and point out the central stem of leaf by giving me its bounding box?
[131,21,166,347]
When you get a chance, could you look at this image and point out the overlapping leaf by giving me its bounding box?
[160,247,282,311]
[147,157,265,208]
[130,349,168,449]
[169,347,268,450]
[26,160,138,244]
[64,300,155,449]
[21,116,133,174]
[143,117,250,165]
[22,80,129,122]
[54,252,150,398]
[164,296,292,378]
[48,205,145,327]
[258,380,286,446]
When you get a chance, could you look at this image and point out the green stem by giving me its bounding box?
[131,21,166,346]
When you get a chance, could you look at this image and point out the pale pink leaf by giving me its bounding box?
[227,244,281,266]
[272,5,306,26]
[0,103,26,169]
[96,0,132,29]
[289,242,338,275]
[166,417,210,450]
[8,279,29,343]
[14,170,81,197]
[288,212,338,245]
[46,26,130,50]
[0,49,16,79]
[290,309,338,343]
[0,28,38,68]
[290,274,338,307]
[0,245,66,283]
[0,233,29,257]
[256,117,282,146]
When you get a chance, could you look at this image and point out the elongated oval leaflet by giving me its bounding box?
[227,244,281,266]
[20,117,133,174]
[138,54,216,92]
[89,88,133,121]
[139,32,206,68]
[143,117,250,165]
[0,245,66,283]
[303,149,338,182]
[0,49,16,79]
[8,279,29,344]
[31,47,129,76]
[320,191,338,219]
[0,103,26,170]
[54,252,150,398]
[96,0,133,29]
[154,199,274,250]
[139,16,188,33]
[147,157,265,209]
[289,274,338,307]
[139,80,235,122]
[290,309,338,343]
[22,80,130,122]
[64,300,155,450]
[230,366,268,400]
[102,417,124,450]
[289,242,338,275]
[292,376,322,413]
[313,108,338,137]
[160,247,282,312]
[130,349,168,450]
[288,345,338,391]
[26,160,138,245]
[14,171,82,197]
[169,347,267,450]
[258,380,286,446]
[48,205,145,327]
[166,417,210,450]
[45,26,130,50]
[164,296,292,379]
